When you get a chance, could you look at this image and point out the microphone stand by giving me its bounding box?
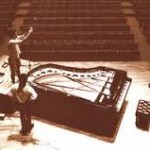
[27,44,40,70]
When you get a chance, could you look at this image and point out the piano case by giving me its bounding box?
[28,63,131,142]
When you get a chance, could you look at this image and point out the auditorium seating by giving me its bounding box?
[19,0,139,60]
[132,0,150,43]
[0,0,18,43]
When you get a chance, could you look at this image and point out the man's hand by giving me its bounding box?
[29,27,33,33]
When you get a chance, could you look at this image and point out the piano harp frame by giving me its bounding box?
[28,63,131,141]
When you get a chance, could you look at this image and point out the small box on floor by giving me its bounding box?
[135,100,150,131]
[0,113,5,120]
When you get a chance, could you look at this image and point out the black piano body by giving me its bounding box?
[28,63,132,140]
[0,94,14,114]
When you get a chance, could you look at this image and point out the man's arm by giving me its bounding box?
[29,86,38,101]
[16,27,33,42]
[4,85,15,98]
[9,27,33,44]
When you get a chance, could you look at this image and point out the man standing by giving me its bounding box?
[6,73,37,136]
[7,27,33,83]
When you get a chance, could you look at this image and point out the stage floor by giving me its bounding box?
[0,55,150,149]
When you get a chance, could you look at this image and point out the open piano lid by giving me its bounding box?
[28,63,132,112]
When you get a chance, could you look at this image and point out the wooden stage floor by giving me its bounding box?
[0,55,150,150]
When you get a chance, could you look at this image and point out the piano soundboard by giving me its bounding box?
[28,63,132,113]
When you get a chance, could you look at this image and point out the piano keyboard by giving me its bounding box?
[116,80,131,112]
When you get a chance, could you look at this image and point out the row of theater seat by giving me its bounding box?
[21,39,138,51]
[24,17,127,24]
[22,24,130,32]
[29,2,124,10]
[0,0,18,3]
[23,40,135,56]
[28,31,135,40]
[31,0,122,4]
[27,12,125,18]
[29,5,123,10]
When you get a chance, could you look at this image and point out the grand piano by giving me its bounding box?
[27,63,132,140]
